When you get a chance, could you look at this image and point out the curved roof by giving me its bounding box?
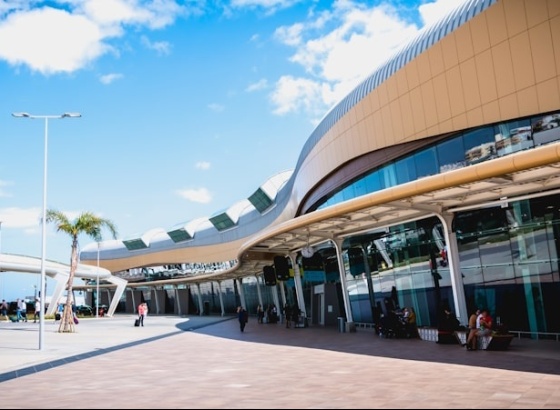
[78,0,560,281]
[80,0,497,269]
[80,169,294,262]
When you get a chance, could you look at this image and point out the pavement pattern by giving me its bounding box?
[0,314,559,409]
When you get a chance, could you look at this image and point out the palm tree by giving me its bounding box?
[46,209,118,333]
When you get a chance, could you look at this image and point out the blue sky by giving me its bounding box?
[0,0,466,302]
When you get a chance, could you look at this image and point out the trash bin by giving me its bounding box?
[337,316,346,333]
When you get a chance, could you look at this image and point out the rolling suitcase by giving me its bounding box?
[134,318,140,327]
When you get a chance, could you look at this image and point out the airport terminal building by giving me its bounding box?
[79,0,560,338]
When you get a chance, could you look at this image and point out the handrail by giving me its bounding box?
[508,330,560,342]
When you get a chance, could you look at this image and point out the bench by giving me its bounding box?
[454,330,514,350]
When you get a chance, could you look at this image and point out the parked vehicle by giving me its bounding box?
[76,305,93,316]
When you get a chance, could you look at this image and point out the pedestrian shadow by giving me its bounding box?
[195,318,560,376]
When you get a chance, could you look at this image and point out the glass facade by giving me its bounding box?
[317,111,560,211]
[300,111,560,336]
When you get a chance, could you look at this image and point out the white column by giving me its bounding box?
[196,284,204,316]
[96,242,100,318]
[332,238,354,324]
[360,243,376,320]
[0,221,3,300]
[131,288,137,314]
[271,283,280,315]
[255,275,263,307]
[217,281,225,317]
[46,273,69,315]
[289,253,306,317]
[436,213,468,325]
[174,286,181,316]
[152,288,160,314]
[279,281,287,306]
[236,278,246,310]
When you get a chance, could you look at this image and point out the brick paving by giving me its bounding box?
[1,315,559,409]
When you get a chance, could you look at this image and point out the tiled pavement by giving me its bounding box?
[1,315,559,409]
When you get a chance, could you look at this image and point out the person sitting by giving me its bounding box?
[465,308,480,350]
[438,307,461,343]
[405,307,418,338]
[477,309,493,337]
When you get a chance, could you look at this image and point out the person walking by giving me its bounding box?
[237,306,248,332]
[138,302,148,327]
[256,304,264,324]
[33,297,41,323]
[1,299,8,321]
[20,298,28,322]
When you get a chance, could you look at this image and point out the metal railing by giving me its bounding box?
[508,330,560,341]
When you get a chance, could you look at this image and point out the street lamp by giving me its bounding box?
[0,221,3,300]
[96,241,100,319]
[12,112,81,350]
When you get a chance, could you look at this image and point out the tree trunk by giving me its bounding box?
[58,236,79,333]
[58,304,75,333]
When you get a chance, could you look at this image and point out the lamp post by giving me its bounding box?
[12,112,81,351]
[96,241,100,319]
[0,221,3,300]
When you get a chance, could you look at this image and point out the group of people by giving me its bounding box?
[464,308,493,350]
[1,297,43,323]
[255,303,302,327]
[16,298,27,322]
[378,306,418,338]
[256,304,279,324]
[282,303,301,328]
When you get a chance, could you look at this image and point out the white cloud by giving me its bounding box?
[140,35,171,55]
[274,22,304,46]
[270,0,468,117]
[0,207,41,229]
[176,188,212,204]
[99,73,123,84]
[208,103,225,112]
[271,76,326,116]
[0,207,96,241]
[246,79,268,92]
[419,0,467,28]
[195,161,211,170]
[77,0,184,30]
[0,180,13,198]
[0,7,108,74]
[0,0,186,75]
[230,0,301,14]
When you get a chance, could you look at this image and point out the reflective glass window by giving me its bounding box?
[494,119,532,157]
[462,126,496,165]
[379,164,397,188]
[395,156,417,185]
[364,170,383,194]
[414,147,438,178]
[437,136,466,173]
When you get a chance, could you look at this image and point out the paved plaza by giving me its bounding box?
[1,315,559,409]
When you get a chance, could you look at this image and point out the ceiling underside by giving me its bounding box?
[199,161,560,283]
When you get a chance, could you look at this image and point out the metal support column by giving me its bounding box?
[436,212,468,325]
[289,253,306,317]
[332,238,354,324]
